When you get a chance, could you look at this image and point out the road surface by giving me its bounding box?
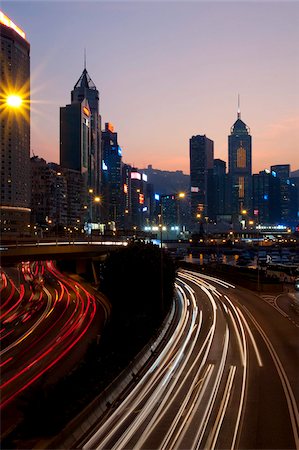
[79,269,299,450]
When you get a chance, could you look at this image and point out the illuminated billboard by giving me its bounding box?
[131,172,141,180]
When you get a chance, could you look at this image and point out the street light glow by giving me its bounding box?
[6,95,23,107]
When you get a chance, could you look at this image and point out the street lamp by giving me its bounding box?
[6,94,23,108]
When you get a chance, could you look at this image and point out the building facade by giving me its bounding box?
[0,11,31,235]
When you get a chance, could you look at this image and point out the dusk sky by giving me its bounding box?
[3,1,299,174]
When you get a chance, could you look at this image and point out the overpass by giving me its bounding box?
[0,241,128,266]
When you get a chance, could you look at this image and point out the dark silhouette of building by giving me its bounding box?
[189,134,214,229]
[30,157,67,229]
[60,99,90,187]
[228,105,252,219]
[0,11,30,235]
[270,164,297,224]
[252,170,281,224]
[208,159,229,221]
[141,165,189,195]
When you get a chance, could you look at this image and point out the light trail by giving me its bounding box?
[237,306,263,367]
[205,365,237,450]
[83,286,191,449]
[0,261,98,409]
[242,305,299,449]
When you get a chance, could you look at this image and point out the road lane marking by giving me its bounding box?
[206,365,237,450]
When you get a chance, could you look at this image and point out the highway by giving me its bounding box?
[80,269,299,450]
[0,261,105,433]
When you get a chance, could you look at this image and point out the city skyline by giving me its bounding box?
[2,1,299,174]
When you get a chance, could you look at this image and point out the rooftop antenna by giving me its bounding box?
[237,93,241,119]
[84,48,86,70]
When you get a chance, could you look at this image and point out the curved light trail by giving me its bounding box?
[80,269,299,450]
[0,260,98,411]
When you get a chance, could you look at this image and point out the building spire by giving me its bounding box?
[84,48,86,70]
[237,93,241,119]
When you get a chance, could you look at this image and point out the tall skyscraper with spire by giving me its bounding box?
[60,61,101,225]
[71,61,102,195]
[228,98,252,219]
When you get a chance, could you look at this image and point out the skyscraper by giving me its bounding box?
[60,66,101,226]
[208,159,228,221]
[101,122,122,227]
[71,66,101,195]
[189,134,214,229]
[228,103,252,219]
[0,11,30,235]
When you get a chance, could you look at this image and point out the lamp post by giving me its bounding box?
[255,210,261,292]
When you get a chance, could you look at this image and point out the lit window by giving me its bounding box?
[237,146,246,168]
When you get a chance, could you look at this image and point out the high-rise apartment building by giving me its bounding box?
[0,11,30,235]
[189,134,214,228]
[228,107,252,218]
[30,157,68,229]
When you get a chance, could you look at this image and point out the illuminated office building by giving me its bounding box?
[228,105,252,219]
[71,66,102,195]
[0,11,30,235]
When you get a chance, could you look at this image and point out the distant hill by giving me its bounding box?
[141,165,190,195]
[291,169,299,178]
